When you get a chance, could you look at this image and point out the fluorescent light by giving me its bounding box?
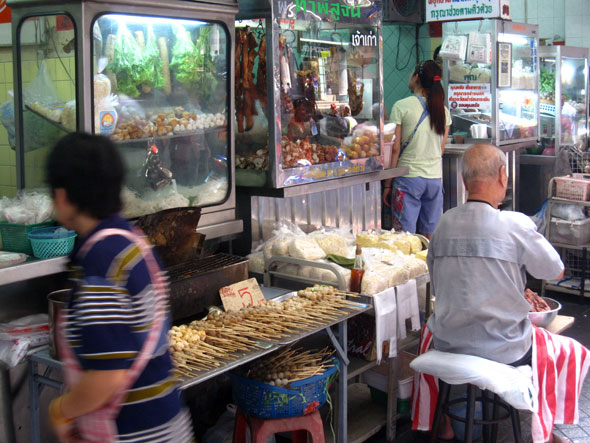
[106,14,205,27]
[561,62,575,84]
[499,33,529,46]
[300,37,350,46]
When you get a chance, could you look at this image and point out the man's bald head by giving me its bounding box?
[462,144,506,186]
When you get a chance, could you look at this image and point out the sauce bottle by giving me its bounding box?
[350,244,364,293]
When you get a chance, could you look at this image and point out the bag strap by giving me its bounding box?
[400,95,429,155]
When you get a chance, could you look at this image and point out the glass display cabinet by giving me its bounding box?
[235,0,384,188]
[9,0,241,235]
[539,46,589,152]
[442,20,539,146]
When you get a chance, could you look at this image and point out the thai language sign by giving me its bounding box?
[274,0,382,25]
[448,83,492,111]
[426,0,510,22]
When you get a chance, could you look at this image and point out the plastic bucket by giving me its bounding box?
[47,289,70,358]
[397,376,413,414]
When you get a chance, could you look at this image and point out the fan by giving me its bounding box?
[392,0,419,17]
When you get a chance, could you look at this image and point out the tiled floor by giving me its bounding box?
[368,290,590,443]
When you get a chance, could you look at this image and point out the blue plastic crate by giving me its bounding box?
[230,357,339,419]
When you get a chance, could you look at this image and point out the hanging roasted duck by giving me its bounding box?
[348,70,364,117]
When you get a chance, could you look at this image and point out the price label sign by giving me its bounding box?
[219,278,266,312]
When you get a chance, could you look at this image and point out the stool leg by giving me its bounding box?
[308,411,326,443]
[233,409,248,443]
[491,394,500,442]
[292,430,308,443]
[510,407,522,443]
[464,384,477,443]
[481,389,492,443]
[430,380,451,443]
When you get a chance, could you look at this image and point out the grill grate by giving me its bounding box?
[167,253,248,281]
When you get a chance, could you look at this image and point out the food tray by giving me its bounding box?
[0,221,54,255]
[114,125,225,145]
[554,174,590,201]
[230,357,339,418]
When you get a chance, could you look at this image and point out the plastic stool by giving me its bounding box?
[430,381,522,443]
[233,408,325,443]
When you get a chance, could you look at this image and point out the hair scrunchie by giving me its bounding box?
[433,75,441,82]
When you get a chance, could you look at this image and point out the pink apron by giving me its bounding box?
[56,228,169,442]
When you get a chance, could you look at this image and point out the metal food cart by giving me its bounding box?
[440,19,540,211]
[10,0,242,239]
[520,45,589,214]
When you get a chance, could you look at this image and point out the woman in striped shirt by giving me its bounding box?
[46,133,194,442]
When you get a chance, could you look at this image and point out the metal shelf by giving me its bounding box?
[240,167,409,199]
[0,256,68,286]
[544,283,590,297]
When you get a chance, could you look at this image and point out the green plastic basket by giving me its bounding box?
[27,227,76,259]
[0,221,54,255]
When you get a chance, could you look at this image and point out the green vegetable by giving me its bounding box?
[170,25,217,101]
[540,67,555,94]
[326,254,355,269]
[142,25,165,91]
[107,23,165,98]
[108,23,144,97]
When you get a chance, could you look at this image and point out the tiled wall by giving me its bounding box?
[0,46,15,198]
[382,24,432,118]
[510,0,566,41]
[510,0,590,49]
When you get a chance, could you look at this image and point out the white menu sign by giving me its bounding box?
[426,0,510,23]
[448,83,492,111]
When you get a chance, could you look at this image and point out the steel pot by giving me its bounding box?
[47,289,70,359]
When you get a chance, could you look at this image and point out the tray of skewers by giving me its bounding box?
[167,285,366,378]
[230,347,339,419]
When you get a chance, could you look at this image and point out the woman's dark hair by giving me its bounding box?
[414,60,446,136]
[46,132,125,219]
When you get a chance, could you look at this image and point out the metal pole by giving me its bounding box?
[0,365,16,443]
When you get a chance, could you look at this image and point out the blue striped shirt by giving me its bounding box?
[65,215,194,441]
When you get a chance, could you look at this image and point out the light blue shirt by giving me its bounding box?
[426,202,564,364]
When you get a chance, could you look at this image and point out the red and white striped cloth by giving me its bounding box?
[411,325,590,443]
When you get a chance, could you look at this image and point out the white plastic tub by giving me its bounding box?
[549,217,590,245]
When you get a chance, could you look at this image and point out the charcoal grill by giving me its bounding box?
[167,253,248,321]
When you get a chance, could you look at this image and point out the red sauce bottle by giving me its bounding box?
[350,244,364,293]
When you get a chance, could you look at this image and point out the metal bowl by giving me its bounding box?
[528,297,561,328]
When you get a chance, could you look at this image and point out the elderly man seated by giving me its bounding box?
[412,144,588,443]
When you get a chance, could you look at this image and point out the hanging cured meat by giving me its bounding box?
[256,34,267,114]
[235,26,259,132]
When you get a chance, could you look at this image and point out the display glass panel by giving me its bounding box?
[443,20,495,141]
[559,57,587,145]
[277,20,380,171]
[497,32,538,141]
[17,14,77,189]
[94,14,230,217]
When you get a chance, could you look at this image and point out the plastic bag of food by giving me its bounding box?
[439,35,468,61]
[0,313,49,367]
[247,251,265,274]
[288,237,326,261]
[1,192,53,224]
[1,61,65,152]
